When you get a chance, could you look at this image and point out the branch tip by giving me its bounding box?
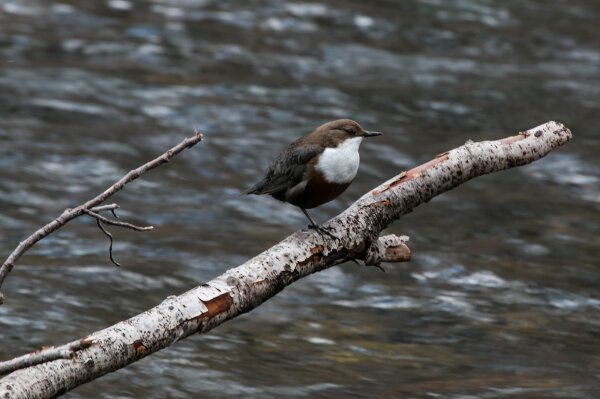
[193,126,203,137]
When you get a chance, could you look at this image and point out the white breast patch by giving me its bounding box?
[315,137,363,184]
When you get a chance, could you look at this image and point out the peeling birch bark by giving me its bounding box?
[0,121,572,398]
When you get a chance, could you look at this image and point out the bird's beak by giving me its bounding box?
[363,131,382,137]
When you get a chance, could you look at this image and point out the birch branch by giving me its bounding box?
[0,122,572,398]
[0,131,204,304]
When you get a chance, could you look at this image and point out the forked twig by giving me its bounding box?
[0,131,204,304]
[82,209,153,267]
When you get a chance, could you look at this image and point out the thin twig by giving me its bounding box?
[90,204,119,213]
[82,209,154,232]
[96,220,120,267]
[0,336,95,376]
[0,131,204,304]
[82,208,153,268]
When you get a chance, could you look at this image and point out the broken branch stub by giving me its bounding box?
[0,121,572,398]
[363,235,411,266]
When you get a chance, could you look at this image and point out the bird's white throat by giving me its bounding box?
[315,137,362,184]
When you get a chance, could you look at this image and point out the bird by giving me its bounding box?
[245,119,382,234]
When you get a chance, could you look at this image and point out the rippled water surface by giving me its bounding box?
[1,0,599,397]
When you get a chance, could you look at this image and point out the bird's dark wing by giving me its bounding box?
[245,144,324,196]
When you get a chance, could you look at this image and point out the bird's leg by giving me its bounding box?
[300,208,319,229]
[301,208,337,239]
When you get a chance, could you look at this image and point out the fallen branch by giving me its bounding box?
[0,122,572,398]
[0,131,204,304]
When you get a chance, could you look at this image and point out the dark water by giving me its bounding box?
[1,0,599,397]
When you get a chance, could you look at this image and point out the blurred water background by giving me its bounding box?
[0,0,599,397]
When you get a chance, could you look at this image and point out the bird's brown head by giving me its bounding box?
[309,119,382,147]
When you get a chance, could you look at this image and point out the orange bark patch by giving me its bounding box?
[171,292,234,332]
[202,292,233,318]
[298,245,325,267]
[309,245,324,263]
[369,199,391,207]
[132,339,146,353]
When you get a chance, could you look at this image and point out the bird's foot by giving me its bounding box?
[308,223,338,240]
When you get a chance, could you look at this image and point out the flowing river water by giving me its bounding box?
[0,1,599,398]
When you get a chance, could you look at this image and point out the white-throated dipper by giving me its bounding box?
[245,119,382,233]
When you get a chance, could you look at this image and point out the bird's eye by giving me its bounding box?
[344,128,355,135]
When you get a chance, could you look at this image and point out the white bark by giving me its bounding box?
[0,121,572,398]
